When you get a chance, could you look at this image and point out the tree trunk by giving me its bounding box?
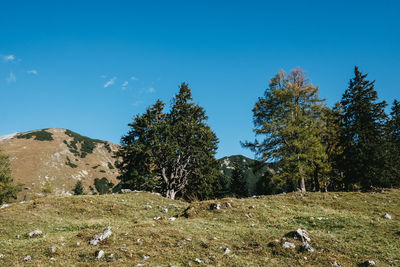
[166,189,176,200]
[300,177,306,193]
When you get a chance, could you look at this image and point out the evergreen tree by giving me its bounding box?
[338,66,387,190]
[230,159,248,197]
[243,68,329,192]
[72,180,85,195]
[116,83,224,200]
[0,148,21,204]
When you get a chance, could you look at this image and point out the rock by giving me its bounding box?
[96,250,104,259]
[224,248,231,254]
[0,254,4,258]
[15,234,20,239]
[225,202,232,208]
[76,242,81,246]
[286,228,311,242]
[51,246,57,253]
[359,260,376,266]
[162,208,168,213]
[383,213,392,220]
[300,242,314,252]
[27,229,43,237]
[142,255,150,260]
[245,213,251,219]
[332,261,342,267]
[108,253,114,259]
[168,217,177,221]
[89,227,112,246]
[282,242,296,249]
[153,216,161,220]
[211,203,221,210]
[0,204,10,209]
[144,205,152,209]
[23,255,31,262]
[194,258,204,264]
[121,189,132,193]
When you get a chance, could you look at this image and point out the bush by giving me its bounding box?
[65,156,78,168]
[72,180,85,195]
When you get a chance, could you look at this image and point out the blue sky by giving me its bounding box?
[1,0,399,158]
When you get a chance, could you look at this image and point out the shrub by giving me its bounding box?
[17,129,53,141]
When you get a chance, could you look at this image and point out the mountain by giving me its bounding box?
[0,128,119,199]
[219,155,271,196]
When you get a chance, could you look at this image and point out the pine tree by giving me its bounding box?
[116,83,224,200]
[230,159,248,197]
[243,68,329,192]
[0,148,21,204]
[72,180,85,195]
[338,66,387,190]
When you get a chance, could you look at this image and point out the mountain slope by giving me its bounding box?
[0,128,119,198]
[0,190,398,266]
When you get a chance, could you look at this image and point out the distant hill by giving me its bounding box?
[219,155,272,196]
[0,128,119,199]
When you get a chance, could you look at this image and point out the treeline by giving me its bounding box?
[116,66,400,200]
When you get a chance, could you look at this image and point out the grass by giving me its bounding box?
[0,190,399,266]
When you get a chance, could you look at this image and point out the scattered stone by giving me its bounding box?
[383,213,392,220]
[89,227,112,246]
[144,205,152,209]
[76,242,81,246]
[24,187,31,190]
[108,253,115,259]
[194,258,204,264]
[23,255,31,262]
[51,246,57,253]
[249,205,255,209]
[212,237,218,240]
[60,242,66,247]
[359,260,376,266]
[285,228,311,242]
[50,257,56,261]
[224,248,231,254]
[282,242,296,249]
[245,213,251,219]
[153,216,161,221]
[15,235,20,239]
[300,242,314,252]
[250,224,256,227]
[0,254,4,258]
[162,208,168,213]
[96,250,104,259]
[136,264,144,267]
[225,202,232,208]
[168,217,177,221]
[121,189,132,193]
[211,203,221,210]
[332,261,342,267]
[0,204,10,210]
[142,255,150,260]
[27,229,43,238]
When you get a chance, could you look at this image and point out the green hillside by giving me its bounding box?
[0,190,399,266]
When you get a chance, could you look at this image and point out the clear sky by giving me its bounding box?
[1,1,399,158]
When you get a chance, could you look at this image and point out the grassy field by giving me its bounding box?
[0,189,399,266]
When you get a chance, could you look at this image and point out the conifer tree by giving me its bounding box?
[244,68,329,192]
[0,148,21,204]
[72,180,85,195]
[230,159,248,197]
[116,83,224,200]
[338,66,387,190]
[383,100,400,186]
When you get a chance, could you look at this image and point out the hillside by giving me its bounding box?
[0,128,119,199]
[0,190,399,266]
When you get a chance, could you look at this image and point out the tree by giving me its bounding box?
[230,159,248,197]
[72,180,85,195]
[94,177,114,195]
[243,68,329,192]
[0,148,21,204]
[337,66,387,190]
[116,83,224,200]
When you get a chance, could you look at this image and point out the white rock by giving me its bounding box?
[0,254,4,258]
[23,255,31,262]
[144,205,152,209]
[76,242,81,246]
[89,227,112,246]
[332,261,342,267]
[361,260,376,266]
[153,216,161,221]
[0,204,10,210]
[194,258,204,264]
[96,250,104,259]
[108,253,114,259]
[168,217,177,221]
[28,229,43,237]
[51,246,57,253]
[224,248,231,254]
[300,242,314,252]
[383,213,392,220]
[162,208,168,213]
[282,242,296,249]
[245,213,251,219]
[121,189,132,193]
[142,255,150,260]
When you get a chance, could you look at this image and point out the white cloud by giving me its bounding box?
[6,72,16,83]
[3,55,15,62]
[27,69,38,75]
[130,76,138,81]
[104,77,116,88]
[122,81,128,87]
[100,74,107,79]
[148,87,155,93]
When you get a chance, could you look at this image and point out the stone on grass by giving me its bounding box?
[168,217,177,221]
[194,258,204,264]
[0,254,4,258]
[359,260,376,266]
[144,205,152,209]
[383,213,392,220]
[162,208,168,213]
[153,216,161,221]
[211,203,221,210]
[286,228,311,242]
[96,250,104,259]
[332,261,342,267]
[0,204,10,209]
[51,246,57,253]
[142,255,150,260]
[89,227,112,246]
[300,242,314,252]
[23,255,31,262]
[282,242,296,249]
[28,229,43,238]
[224,248,231,254]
